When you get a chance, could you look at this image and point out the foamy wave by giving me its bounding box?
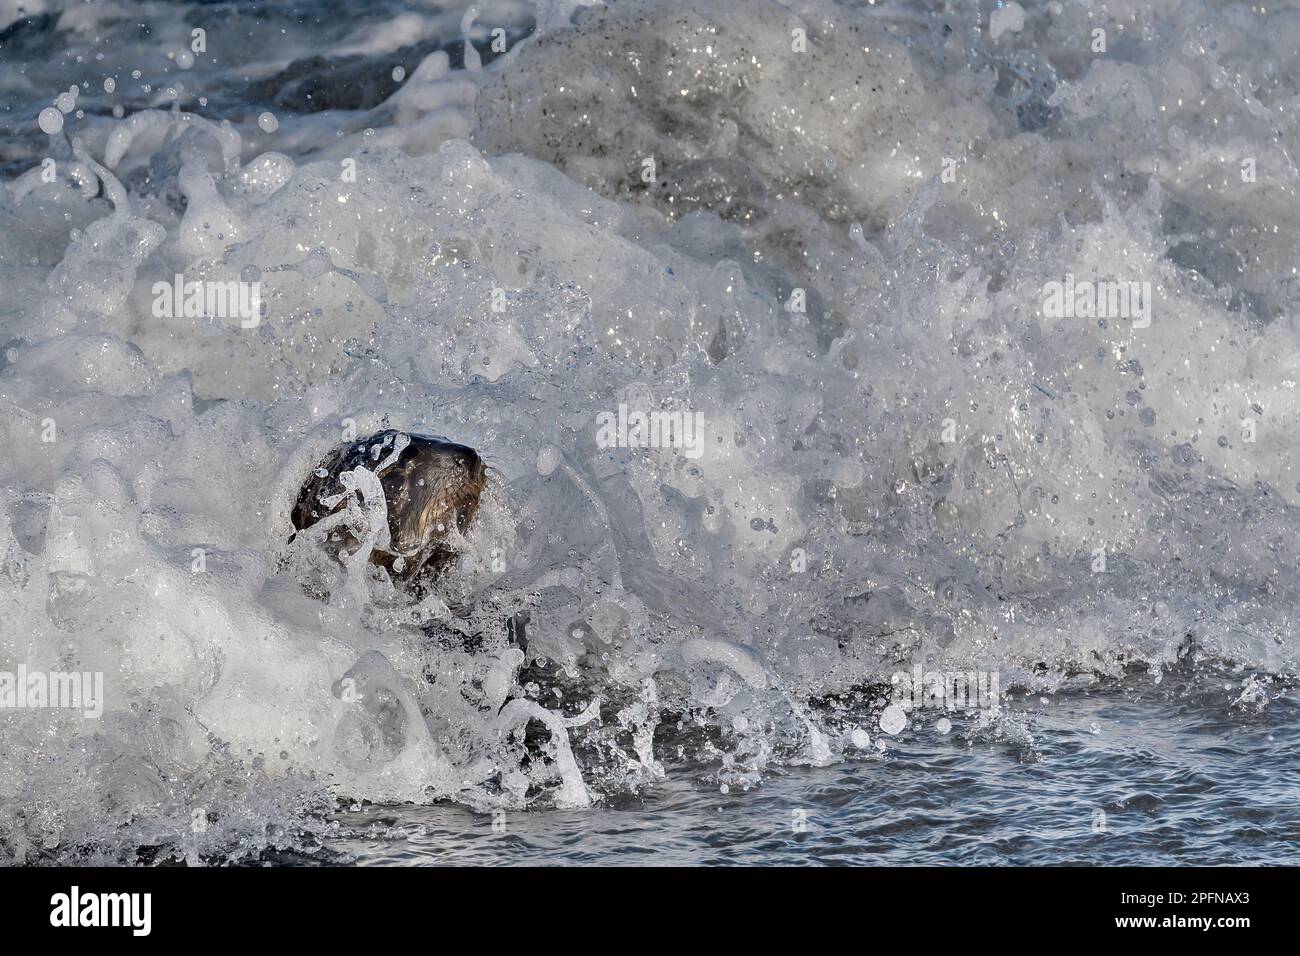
[1,0,1298,862]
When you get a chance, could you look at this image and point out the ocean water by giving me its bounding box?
[1,0,1298,866]
[330,680,1300,866]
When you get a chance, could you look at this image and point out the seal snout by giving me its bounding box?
[419,442,486,533]
[290,429,488,593]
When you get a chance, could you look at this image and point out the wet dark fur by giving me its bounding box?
[290,429,486,593]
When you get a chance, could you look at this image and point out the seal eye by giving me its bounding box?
[437,446,483,480]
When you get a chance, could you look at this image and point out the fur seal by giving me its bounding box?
[290,429,487,594]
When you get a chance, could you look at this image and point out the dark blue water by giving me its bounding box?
[329,676,1300,865]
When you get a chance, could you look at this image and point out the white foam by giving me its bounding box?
[2,0,1299,860]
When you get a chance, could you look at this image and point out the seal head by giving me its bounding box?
[290,429,486,593]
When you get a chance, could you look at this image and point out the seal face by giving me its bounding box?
[290,429,486,593]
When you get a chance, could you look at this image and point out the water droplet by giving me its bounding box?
[258,111,279,133]
[38,108,64,135]
[536,444,560,476]
[879,703,907,735]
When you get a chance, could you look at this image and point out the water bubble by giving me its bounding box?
[103,77,116,93]
[536,444,561,476]
[849,728,870,749]
[37,108,64,135]
[55,91,77,114]
[257,111,279,133]
[112,105,125,118]
[879,704,907,735]
[392,65,406,82]
[176,49,195,70]
[935,717,952,735]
